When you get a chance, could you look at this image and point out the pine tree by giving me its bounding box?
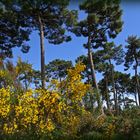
[0,1,31,58]
[124,36,140,106]
[0,0,77,88]
[92,42,124,114]
[127,76,140,106]
[45,59,73,82]
[72,0,123,109]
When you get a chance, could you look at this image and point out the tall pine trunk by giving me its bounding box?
[134,63,140,106]
[134,55,140,106]
[87,36,101,110]
[87,36,99,90]
[39,16,45,89]
[105,75,110,110]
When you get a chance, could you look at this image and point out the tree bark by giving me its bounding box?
[38,15,45,89]
[87,36,99,90]
[134,64,140,106]
[105,75,110,110]
[134,54,140,106]
[87,36,101,110]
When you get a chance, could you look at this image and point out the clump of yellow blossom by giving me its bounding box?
[0,87,11,118]
[0,63,90,138]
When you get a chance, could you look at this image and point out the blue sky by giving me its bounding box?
[12,1,140,78]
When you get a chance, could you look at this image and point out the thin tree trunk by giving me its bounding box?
[87,36,101,110]
[38,15,45,89]
[109,59,118,115]
[135,65,140,106]
[87,36,98,90]
[87,43,98,90]
[133,53,140,106]
[134,55,140,106]
[105,75,110,110]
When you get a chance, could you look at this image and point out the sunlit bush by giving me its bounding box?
[0,63,90,139]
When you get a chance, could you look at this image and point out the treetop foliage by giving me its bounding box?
[0,0,78,57]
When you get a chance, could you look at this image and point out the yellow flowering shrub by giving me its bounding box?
[3,120,18,134]
[0,70,7,78]
[55,63,90,105]
[0,63,90,139]
[0,87,19,134]
[15,90,39,126]
[0,88,11,118]
[104,123,116,138]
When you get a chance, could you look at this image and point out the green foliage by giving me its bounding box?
[0,0,77,49]
[124,35,140,105]
[0,0,78,88]
[45,59,73,81]
[124,36,140,70]
[73,0,123,49]
[0,1,31,57]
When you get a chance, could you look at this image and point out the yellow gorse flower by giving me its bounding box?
[0,63,90,136]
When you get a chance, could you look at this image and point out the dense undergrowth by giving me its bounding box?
[0,63,140,140]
